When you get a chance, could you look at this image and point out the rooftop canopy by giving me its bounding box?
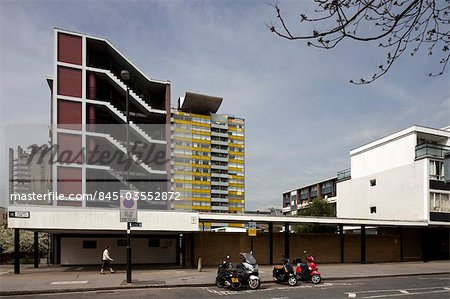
[178,91,223,114]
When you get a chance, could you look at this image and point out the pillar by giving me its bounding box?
[284,222,290,259]
[339,224,344,263]
[361,225,366,264]
[269,223,273,265]
[34,231,39,268]
[14,228,20,274]
[399,227,404,262]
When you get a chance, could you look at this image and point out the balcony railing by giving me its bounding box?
[415,143,450,159]
[337,168,351,182]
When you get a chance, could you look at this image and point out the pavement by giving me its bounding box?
[0,261,449,296]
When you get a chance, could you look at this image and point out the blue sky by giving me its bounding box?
[1,0,449,210]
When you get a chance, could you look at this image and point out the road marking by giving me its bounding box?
[203,282,356,296]
[345,286,450,299]
[50,280,88,285]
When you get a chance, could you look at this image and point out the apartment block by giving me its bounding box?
[337,125,450,223]
[171,92,245,215]
[282,177,337,215]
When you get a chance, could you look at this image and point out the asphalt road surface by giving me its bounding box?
[4,274,450,299]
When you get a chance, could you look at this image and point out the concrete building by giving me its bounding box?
[337,125,450,260]
[47,28,170,209]
[9,147,32,196]
[171,92,245,227]
[337,125,450,223]
[282,177,338,215]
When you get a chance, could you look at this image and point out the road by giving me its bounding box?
[3,274,450,299]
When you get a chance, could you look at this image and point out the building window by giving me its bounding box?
[82,240,97,249]
[429,160,444,181]
[370,206,377,214]
[370,179,376,187]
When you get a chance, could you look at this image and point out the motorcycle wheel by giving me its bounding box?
[215,277,224,288]
[248,278,260,290]
[311,274,321,284]
[288,276,298,286]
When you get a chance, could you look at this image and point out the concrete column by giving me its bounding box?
[361,225,366,264]
[339,224,344,263]
[14,228,20,274]
[269,223,273,265]
[284,222,290,259]
[34,231,39,268]
[399,227,404,262]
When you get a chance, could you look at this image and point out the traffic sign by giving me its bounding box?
[248,221,257,237]
[120,190,138,222]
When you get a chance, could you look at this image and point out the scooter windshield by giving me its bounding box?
[240,252,257,265]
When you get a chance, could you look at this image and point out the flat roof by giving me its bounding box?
[179,92,223,114]
[351,125,450,156]
[198,212,431,227]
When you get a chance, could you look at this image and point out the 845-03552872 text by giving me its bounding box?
[10,191,181,202]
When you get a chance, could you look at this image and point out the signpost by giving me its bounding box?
[248,221,256,252]
[120,190,138,283]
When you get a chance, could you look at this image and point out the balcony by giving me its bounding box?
[337,168,351,182]
[415,143,450,159]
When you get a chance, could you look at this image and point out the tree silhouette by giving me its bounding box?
[269,0,450,84]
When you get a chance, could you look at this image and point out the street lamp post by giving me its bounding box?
[120,70,132,283]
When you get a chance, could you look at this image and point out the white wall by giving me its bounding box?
[337,159,427,221]
[61,237,177,265]
[351,133,417,179]
[8,206,199,232]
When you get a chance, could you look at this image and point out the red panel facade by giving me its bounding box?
[57,99,82,130]
[57,166,82,206]
[57,66,82,97]
[57,33,82,65]
[57,133,82,164]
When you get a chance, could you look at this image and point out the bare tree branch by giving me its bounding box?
[269,0,450,84]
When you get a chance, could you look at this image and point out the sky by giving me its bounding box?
[0,0,449,210]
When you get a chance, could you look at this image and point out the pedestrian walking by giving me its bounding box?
[100,245,115,274]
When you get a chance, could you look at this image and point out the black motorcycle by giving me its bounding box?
[273,257,298,286]
[221,252,261,290]
[215,255,232,288]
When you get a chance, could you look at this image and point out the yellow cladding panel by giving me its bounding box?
[174,136,211,144]
[228,167,244,172]
[229,191,245,195]
[174,179,210,185]
[175,188,211,194]
[192,155,210,160]
[229,207,244,212]
[174,162,210,169]
[192,206,211,211]
[191,130,211,136]
[229,199,244,203]
[229,159,244,164]
[229,223,245,228]
[229,183,244,188]
[228,143,244,148]
[230,175,244,181]
[229,151,244,156]
[176,171,211,177]
[176,154,210,161]
[176,197,210,202]
[229,135,244,141]
[175,145,210,152]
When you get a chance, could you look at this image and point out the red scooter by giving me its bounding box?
[294,251,321,284]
